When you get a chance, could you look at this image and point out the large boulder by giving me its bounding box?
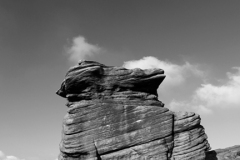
[57,61,210,160]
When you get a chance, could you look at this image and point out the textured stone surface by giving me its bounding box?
[206,145,240,160]
[172,112,210,160]
[57,61,210,160]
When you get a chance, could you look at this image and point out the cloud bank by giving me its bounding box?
[169,67,240,114]
[67,35,101,64]
[195,67,240,107]
[123,56,203,88]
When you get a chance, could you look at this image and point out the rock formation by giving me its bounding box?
[206,145,240,160]
[56,61,210,160]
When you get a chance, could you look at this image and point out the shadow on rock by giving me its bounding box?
[206,150,218,160]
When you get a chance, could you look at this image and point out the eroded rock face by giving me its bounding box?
[57,61,210,160]
[172,112,210,160]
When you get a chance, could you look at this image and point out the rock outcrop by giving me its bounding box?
[57,61,210,160]
[206,145,240,160]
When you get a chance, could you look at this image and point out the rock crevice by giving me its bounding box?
[57,61,210,160]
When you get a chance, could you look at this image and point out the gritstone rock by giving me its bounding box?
[56,61,210,160]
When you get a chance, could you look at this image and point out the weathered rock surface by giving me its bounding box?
[57,61,210,160]
[206,145,240,160]
[172,112,210,160]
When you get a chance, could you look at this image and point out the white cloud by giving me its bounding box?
[67,35,102,64]
[0,151,24,160]
[169,67,240,114]
[5,156,19,160]
[123,56,204,89]
[195,67,240,107]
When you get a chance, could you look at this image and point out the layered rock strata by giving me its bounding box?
[57,61,210,160]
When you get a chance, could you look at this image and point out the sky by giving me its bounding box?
[0,0,240,160]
